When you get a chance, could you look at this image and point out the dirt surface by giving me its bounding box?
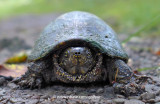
[0,13,160,104]
[0,13,60,64]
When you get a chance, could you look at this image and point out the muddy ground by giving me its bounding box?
[0,13,160,104]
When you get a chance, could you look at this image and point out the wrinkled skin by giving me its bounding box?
[14,45,148,96]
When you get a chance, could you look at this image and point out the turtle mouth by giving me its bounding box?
[53,54,103,83]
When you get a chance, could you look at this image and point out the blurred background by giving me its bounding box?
[0,0,160,76]
[0,0,160,36]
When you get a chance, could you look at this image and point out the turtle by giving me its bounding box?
[15,11,148,95]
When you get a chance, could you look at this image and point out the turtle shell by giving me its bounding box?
[28,11,128,62]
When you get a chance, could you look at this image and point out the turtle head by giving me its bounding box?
[59,47,95,75]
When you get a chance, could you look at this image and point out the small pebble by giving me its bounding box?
[22,94,32,98]
[3,95,11,99]
[67,100,77,104]
[128,96,140,100]
[10,98,25,103]
[81,99,90,104]
[116,94,125,98]
[103,87,115,98]
[96,88,103,93]
[125,99,145,104]
[0,89,6,95]
[113,98,125,104]
[26,99,39,104]
[156,83,160,86]
[106,100,113,104]
[155,96,160,102]
[146,99,155,103]
[140,92,156,100]
[7,83,18,89]
[0,99,8,104]
[66,91,72,95]
[41,95,50,99]
[0,77,6,86]
[156,90,160,96]
[88,89,96,93]
[39,99,45,102]
[31,95,40,99]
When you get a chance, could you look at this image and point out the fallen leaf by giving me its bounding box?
[5,51,30,64]
[0,64,27,77]
[155,50,160,55]
[133,70,139,74]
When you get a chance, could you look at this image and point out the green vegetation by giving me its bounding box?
[138,66,160,71]
[122,14,160,44]
[0,0,160,39]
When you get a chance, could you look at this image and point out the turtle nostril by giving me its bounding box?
[75,52,81,55]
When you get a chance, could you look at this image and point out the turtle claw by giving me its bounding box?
[113,74,153,96]
[12,77,21,83]
[134,74,153,84]
[35,79,42,89]
[13,75,43,89]
[113,82,145,96]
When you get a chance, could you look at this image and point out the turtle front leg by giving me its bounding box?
[14,60,52,89]
[112,60,148,96]
[14,71,43,89]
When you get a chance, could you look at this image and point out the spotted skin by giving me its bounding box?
[53,52,103,83]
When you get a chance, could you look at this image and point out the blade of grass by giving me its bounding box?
[122,14,160,45]
[138,66,160,71]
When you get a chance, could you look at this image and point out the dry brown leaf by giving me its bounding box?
[0,64,27,77]
[155,50,160,56]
